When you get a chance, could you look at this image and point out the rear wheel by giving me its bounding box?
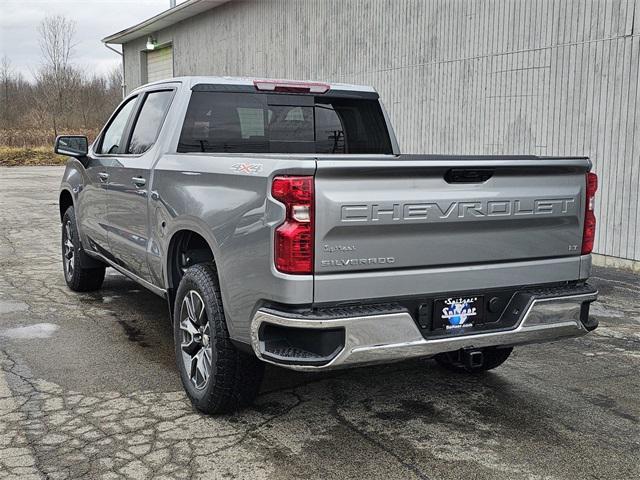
[434,347,513,373]
[61,206,106,292]
[173,263,264,414]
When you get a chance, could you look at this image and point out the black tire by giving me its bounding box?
[434,347,513,373]
[61,206,106,292]
[173,263,264,414]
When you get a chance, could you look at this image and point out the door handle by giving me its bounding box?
[131,176,146,187]
[98,172,109,182]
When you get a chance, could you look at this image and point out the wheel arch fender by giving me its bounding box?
[163,216,224,292]
[59,160,88,220]
[59,185,105,272]
[59,188,75,222]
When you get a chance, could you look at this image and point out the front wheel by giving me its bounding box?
[61,206,106,292]
[434,347,513,373]
[173,263,264,414]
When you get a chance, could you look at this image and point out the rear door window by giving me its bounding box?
[127,90,174,154]
[177,91,392,154]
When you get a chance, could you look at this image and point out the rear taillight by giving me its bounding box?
[272,176,314,274]
[582,172,598,254]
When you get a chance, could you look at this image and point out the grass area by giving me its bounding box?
[0,146,68,167]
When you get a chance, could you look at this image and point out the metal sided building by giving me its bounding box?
[103,0,640,269]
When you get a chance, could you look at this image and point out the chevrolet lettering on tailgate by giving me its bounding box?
[340,198,577,223]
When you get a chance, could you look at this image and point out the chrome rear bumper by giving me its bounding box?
[250,288,598,371]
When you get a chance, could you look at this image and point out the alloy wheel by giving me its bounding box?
[63,220,75,279]
[179,290,212,390]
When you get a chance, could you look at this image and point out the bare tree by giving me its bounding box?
[106,66,123,97]
[38,15,77,76]
[0,56,12,124]
[0,16,123,147]
[36,15,79,135]
[0,55,29,129]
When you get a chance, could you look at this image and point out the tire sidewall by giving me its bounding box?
[173,267,221,407]
[60,206,105,292]
[61,207,79,284]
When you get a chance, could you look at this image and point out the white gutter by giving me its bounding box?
[101,0,233,45]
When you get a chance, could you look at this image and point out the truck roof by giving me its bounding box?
[134,76,377,94]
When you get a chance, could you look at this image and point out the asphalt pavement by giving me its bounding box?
[0,166,638,480]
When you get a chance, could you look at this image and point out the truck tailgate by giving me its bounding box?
[314,155,590,275]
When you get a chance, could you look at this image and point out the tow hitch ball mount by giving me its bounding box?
[446,348,485,368]
[465,349,484,369]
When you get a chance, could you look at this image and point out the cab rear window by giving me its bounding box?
[177,91,392,154]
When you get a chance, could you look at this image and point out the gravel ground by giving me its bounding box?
[1,166,639,480]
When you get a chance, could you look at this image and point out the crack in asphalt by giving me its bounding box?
[1,348,283,479]
[328,381,432,480]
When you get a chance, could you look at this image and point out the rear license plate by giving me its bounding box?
[433,295,484,331]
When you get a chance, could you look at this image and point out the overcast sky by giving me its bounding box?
[0,0,185,81]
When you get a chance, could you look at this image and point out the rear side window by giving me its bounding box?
[177,91,392,154]
[128,90,174,154]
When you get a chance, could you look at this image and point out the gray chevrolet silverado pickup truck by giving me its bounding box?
[56,76,599,413]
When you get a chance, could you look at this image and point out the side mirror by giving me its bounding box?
[55,135,88,158]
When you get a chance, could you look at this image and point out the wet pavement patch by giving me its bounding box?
[0,323,58,339]
[0,300,29,314]
[117,319,150,348]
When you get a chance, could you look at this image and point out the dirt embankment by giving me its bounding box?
[0,129,98,166]
[0,146,68,167]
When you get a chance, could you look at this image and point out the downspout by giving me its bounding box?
[104,43,126,99]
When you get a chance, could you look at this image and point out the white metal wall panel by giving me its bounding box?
[146,46,173,83]
[123,0,640,261]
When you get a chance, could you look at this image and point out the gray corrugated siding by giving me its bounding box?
[123,0,640,261]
